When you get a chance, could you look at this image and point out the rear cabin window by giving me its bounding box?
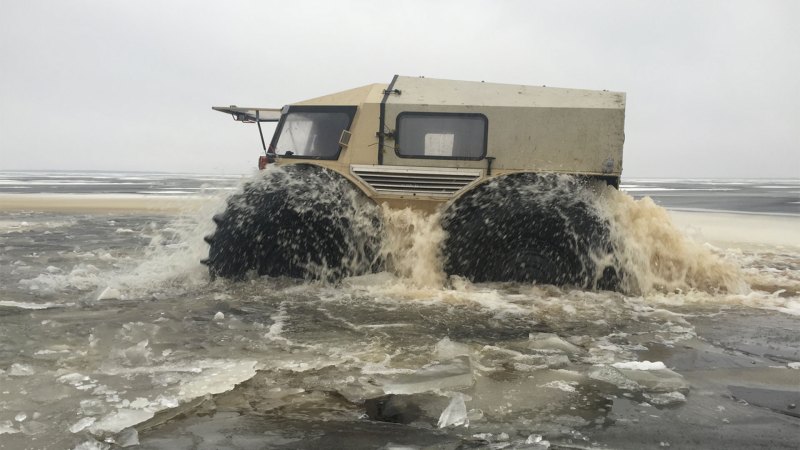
[271,106,356,159]
[395,113,487,160]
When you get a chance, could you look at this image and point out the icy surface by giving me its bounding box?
[0,176,799,448]
[382,356,474,395]
[70,417,96,433]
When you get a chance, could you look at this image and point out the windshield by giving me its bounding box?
[271,107,355,159]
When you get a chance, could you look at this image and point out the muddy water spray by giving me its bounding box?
[598,187,746,295]
[22,169,751,298]
[379,205,446,287]
[211,170,750,294]
[376,175,749,294]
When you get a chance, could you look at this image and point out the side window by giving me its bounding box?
[395,113,487,160]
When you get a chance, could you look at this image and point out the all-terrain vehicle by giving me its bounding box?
[204,75,626,288]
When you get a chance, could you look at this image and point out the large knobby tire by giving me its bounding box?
[203,165,383,281]
[441,173,619,290]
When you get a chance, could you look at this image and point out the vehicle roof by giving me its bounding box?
[294,76,625,110]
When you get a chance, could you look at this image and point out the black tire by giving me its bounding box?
[441,173,620,290]
[203,165,383,281]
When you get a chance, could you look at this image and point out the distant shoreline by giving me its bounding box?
[0,193,209,214]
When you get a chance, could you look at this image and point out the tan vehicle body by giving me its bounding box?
[216,76,626,212]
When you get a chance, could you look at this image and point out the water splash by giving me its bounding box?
[127,170,752,296]
[598,187,747,295]
[379,205,446,288]
[16,169,754,299]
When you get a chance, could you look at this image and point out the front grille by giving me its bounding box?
[351,165,482,197]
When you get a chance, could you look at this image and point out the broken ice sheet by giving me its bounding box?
[616,367,688,393]
[115,427,139,447]
[589,363,688,394]
[89,409,153,434]
[644,391,687,406]
[58,359,259,439]
[379,356,474,395]
[476,340,572,373]
[70,417,96,433]
[96,286,121,301]
[435,337,471,359]
[438,394,468,428]
[528,332,582,355]
[539,380,578,393]
[469,369,585,420]
[0,420,19,435]
[587,365,642,391]
[176,359,258,398]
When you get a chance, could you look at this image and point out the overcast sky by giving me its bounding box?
[1,0,798,178]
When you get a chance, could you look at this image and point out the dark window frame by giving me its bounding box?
[270,105,357,160]
[394,111,489,161]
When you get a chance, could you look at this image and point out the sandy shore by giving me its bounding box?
[0,193,211,214]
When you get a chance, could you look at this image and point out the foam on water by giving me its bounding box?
[12,179,242,300]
